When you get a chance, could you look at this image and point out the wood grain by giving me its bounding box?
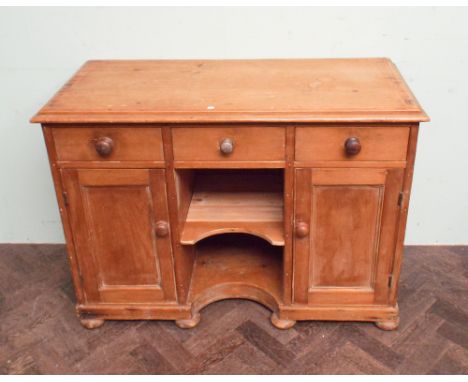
[31,59,429,124]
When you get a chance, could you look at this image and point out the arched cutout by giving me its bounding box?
[181,227,284,246]
[187,233,283,320]
[192,283,281,314]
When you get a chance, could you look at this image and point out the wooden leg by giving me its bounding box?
[375,316,400,331]
[270,312,296,329]
[175,312,201,329]
[80,317,105,329]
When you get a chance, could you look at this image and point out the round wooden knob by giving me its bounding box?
[344,137,361,156]
[295,222,309,238]
[155,221,169,237]
[94,136,114,157]
[219,138,234,155]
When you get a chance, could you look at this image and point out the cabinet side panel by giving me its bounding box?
[389,125,420,304]
[42,126,84,304]
[373,168,405,304]
[61,168,101,302]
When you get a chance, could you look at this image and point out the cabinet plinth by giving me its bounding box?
[32,59,428,330]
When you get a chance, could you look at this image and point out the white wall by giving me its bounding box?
[0,7,467,244]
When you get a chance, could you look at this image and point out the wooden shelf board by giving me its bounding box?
[180,189,284,246]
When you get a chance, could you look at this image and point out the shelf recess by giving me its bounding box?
[180,171,284,246]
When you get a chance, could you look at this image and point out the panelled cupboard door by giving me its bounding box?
[61,168,176,304]
[294,168,404,305]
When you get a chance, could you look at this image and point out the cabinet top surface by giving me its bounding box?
[31,58,429,124]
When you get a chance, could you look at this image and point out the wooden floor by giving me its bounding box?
[0,244,467,374]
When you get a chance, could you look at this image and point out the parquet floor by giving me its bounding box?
[0,245,467,374]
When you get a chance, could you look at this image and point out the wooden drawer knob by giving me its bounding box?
[219,138,235,155]
[155,221,169,237]
[94,136,114,157]
[344,137,361,156]
[295,222,309,238]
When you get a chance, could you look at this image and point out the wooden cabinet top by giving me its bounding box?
[31,58,429,124]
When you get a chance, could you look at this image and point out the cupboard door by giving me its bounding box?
[62,169,176,304]
[294,168,403,305]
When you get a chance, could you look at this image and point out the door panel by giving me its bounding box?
[294,168,403,305]
[311,185,383,288]
[62,169,176,304]
[82,186,161,287]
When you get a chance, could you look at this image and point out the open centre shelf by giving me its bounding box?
[177,169,285,246]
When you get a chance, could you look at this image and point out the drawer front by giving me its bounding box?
[295,127,410,162]
[172,127,285,162]
[52,127,164,162]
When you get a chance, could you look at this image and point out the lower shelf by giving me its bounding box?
[187,235,283,311]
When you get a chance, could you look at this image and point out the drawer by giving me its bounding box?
[295,127,410,162]
[52,127,164,162]
[172,127,285,162]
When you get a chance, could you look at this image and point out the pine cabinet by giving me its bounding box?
[32,59,428,330]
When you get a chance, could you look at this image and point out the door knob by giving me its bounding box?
[94,136,114,157]
[155,221,169,237]
[295,222,309,238]
[344,137,361,156]
[219,138,235,155]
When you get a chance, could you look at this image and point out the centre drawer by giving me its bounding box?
[172,127,286,162]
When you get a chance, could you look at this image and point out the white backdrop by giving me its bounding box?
[0,7,467,244]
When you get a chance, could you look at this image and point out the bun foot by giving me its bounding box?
[375,316,400,331]
[271,312,296,329]
[175,313,200,329]
[80,317,105,329]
